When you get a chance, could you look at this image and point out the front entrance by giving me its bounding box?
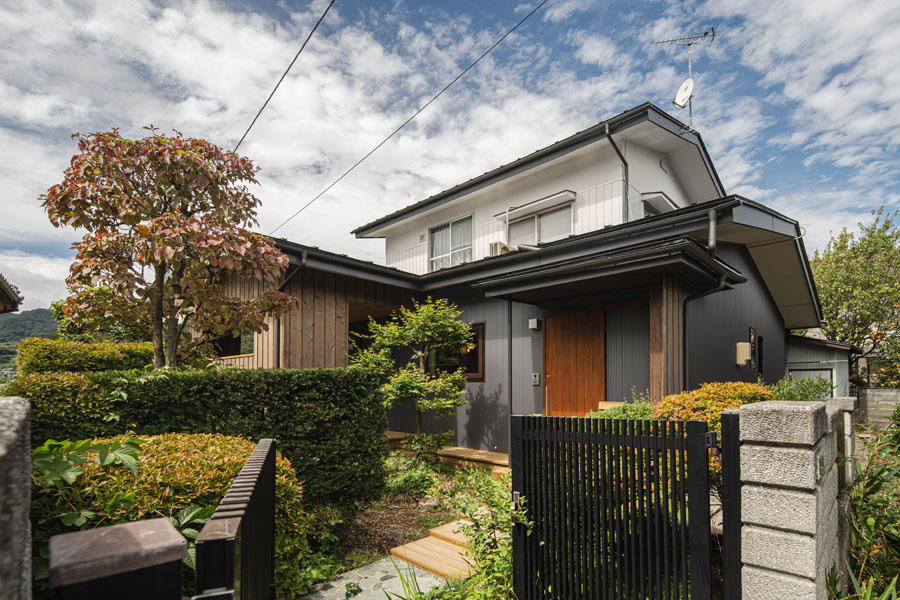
[543,308,605,416]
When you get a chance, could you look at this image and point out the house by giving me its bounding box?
[227,103,821,453]
[0,273,22,314]
[785,335,859,397]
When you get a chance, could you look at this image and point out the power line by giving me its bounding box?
[269,0,550,235]
[234,0,336,153]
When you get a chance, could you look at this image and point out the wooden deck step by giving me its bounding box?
[436,446,509,467]
[390,536,473,580]
[428,520,471,547]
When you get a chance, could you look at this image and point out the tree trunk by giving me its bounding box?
[415,400,424,436]
[151,264,166,368]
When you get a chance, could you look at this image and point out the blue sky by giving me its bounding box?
[2,0,899,309]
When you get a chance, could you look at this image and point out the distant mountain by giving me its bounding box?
[0,308,57,342]
[0,308,57,371]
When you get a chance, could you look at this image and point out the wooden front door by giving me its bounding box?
[543,308,605,416]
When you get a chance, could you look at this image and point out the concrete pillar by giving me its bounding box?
[0,396,31,600]
[739,401,843,600]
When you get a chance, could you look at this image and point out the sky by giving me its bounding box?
[2,0,899,310]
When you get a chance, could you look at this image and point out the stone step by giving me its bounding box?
[390,536,473,580]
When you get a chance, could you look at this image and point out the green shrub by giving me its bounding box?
[767,374,834,402]
[587,402,653,420]
[385,451,440,497]
[11,367,387,509]
[16,337,153,374]
[31,433,309,598]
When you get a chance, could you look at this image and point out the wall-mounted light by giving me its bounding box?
[736,342,751,367]
[528,318,541,331]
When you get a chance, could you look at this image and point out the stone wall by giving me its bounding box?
[858,387,900,429]
[0,397,31,600]
[739,399,854,600]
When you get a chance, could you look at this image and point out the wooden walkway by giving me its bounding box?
[390,520,473,580]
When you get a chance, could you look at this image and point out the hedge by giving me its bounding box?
[11,367,387,509]
[16,337,154,374]
[31,433,309,598]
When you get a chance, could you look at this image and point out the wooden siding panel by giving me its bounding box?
[324,272,336,367]
[335,275,349,367]
[302,269,315,367]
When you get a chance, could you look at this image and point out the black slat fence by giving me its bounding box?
[193,438,277,600]
[511,416,713,600]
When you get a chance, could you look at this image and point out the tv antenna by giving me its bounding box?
[656,27,715,129]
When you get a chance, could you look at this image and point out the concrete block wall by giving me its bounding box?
[858,387,900,429]
[739,400,854,600]
[0,397,31,600]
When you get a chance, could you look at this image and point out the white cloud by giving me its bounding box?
[0,251,72,311]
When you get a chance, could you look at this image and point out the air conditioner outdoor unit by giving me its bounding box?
[489,241,512,257]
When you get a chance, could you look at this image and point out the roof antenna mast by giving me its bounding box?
[656,27,715,130]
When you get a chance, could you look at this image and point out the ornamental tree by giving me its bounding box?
[352,297,474,437]
[41,128,296,367]
[810,207,900,358]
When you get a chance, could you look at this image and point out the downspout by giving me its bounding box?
[507,298,513,453]
[682,210,727,390]
[274,251,307,369]
[605,123,629,223]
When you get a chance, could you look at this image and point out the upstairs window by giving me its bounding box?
[430,215,473,271]
[508,204,572,247]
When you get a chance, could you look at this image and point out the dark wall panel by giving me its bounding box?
[606,306,651,403]
[687,243,785,389]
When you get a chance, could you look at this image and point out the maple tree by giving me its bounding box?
[42,128,296,367]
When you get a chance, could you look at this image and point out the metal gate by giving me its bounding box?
[510,415,742,600]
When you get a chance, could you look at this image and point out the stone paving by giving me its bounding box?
[297,556,446,600]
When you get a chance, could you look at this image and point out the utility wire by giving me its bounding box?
[234,0,336,153]
[269,0,550,235]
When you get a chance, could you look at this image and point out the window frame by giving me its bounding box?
[507,202,574,246]
[426,322,485,382]
[429,213,474,272]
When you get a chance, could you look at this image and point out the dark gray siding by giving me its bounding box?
[686,243,785,388]
[606,306,651,403]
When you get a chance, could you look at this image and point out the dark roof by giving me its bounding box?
[0,272,22,314]
[352,103,726,237]
[787,334,863,355]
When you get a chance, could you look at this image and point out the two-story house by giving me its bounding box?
[222,103,821,453]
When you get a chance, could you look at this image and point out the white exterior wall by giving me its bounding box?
[624,141,690,208]
[383,139,691,275]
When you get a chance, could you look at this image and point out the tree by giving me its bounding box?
[41,128,296,367]
[352,297,474,438]
[811,207,900,358]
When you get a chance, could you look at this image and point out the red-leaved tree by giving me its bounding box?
[42,128,296,367]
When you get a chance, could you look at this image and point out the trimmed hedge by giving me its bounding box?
[11,367,387,509]
[31,433,309,598]
[16,337,154,374]
[652,381,773,431]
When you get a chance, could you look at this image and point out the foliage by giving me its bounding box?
[829,563,899,600]
[767,374,834,402]
[50,297,148,343]
[843,414,900,590]
[652,381,772,432]
[11,367,387,509]
[587,389,654,420]
[441,469,531,600]
[869,333,900,389]
[31,433,308,598]
[811,207,900,358]
[41,127,296,367]
[404,431,453,458]
[352,297,473,436]
[15,337,153,374]
[384,451,443,498]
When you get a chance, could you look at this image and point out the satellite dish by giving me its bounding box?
[673,78,694,108]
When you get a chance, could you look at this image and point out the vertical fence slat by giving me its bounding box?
[511,415,526,600]
[687,420,712,600]
[599,418,611,600]
[678,421,690,600]
[552,417,562,600]
[721,410,742,600]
